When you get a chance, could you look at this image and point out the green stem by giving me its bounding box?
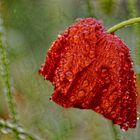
[107,17,140,33]
[110,122,122,140]
[0,119,41,140]
[0,32,18,123]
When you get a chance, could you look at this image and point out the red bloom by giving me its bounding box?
[39,18,137,131]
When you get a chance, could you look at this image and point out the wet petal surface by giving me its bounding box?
[39,18,137,131]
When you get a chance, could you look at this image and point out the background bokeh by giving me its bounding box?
[0,0,140,140]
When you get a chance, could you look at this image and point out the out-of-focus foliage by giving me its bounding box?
[0,0,140,140]
[127,0,140,66]
[128,0,137,17]
[97,0,116,15]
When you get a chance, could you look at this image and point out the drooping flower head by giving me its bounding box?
[39,18,137,131]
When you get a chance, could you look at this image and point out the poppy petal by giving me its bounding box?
[39,18,137,131]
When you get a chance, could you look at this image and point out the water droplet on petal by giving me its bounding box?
[39,18,137,131]
[70,96,75,102]
[83,80,89,87]
[108,107,112,112]
[111,61,116,68]
[102,89,107,92]
[101,68,107,73]
[85,44,90,52]
[105,76,110,84]
[82,103,86,107]
[95,106,100,110]
[78,90,85,97]
[124,64,129,70]
[112,61,116,64]
[65,71,73,81]
[89,50,94,58]
[119,52,124,57]
[101,68,108,77]
[131,62,134,65]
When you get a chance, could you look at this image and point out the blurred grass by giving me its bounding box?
[0,0,140,140]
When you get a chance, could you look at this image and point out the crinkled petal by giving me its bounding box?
[39,18,137,131]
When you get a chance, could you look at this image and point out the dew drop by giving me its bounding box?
[70,96,75,102]
[84,60,89,66]
[83,80,89,87]
[18,134,26,139]
[119,52,124,57]
[101,68,108,73]
[125,91,129,94]
[61,88,68,94]
[95,106,100,110]
[89,50,94,58]
[82,103,86,108]
[119,79,121,83]
[118,67,121,71]
[102,89,107,92]
[95,67,98,72]
[73,35,79,42]
[124,64,129,70]
[65,71,73,81]
[112,61,116,64]
[58,34,62,38]
[111,61,116,68]
[78,90,85,97]
[105,76,110,84]
[18,127,26,133]
[121,128,126,132]
[44,75,48,80]
[85,44,90,52]
[131,62,134,65]
[101,68,108,77]
[1,129,12,134]
[108,107,112,112]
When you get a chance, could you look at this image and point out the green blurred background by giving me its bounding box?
[0,0,140,139]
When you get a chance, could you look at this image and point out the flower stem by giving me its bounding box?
[0,32,18,123]
[0,119,41,140]
[107,17,140,33]
[110,123,122,140]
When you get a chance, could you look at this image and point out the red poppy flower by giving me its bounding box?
[39,18,137,131]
